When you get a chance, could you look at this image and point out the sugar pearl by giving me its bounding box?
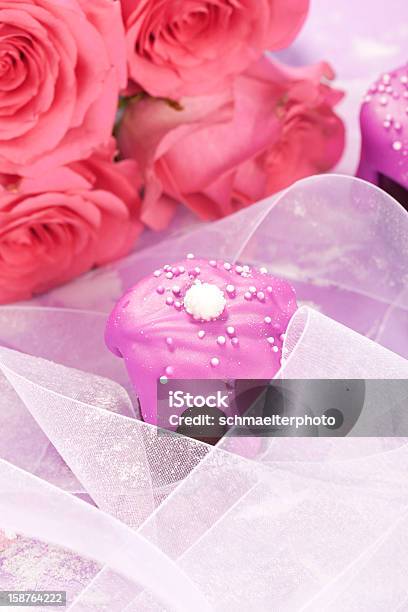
[272,346,279,353]
[165,272,174,279]
[226,326,235,336]
[217,335,226,346]
[156,286,165,295]
[198,330,206,339]
[153,270,162,277]
[172,285,181,295]
[264,316,272,324]
[223,262,232,271]
[267,337,275,345]
[210,357,220,367]
[187,253,195,259]
[259,267,268,274]
[257,291,265,301]
[166,296,174,305]
[166,337,174,347]
[231,337,239,346]
[226,284,236,295]
[249,286,257,294]
[209,260,217,267]
[165,366,174,376]
[393,141,403,151]
[244,292,252,300]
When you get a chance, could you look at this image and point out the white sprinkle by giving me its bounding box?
[165,272,174,279]
[244,292,252,300]
[223,262,232,271]
[267,337,275,345]
[184,282,226,321]
[226,284,236,294]
[166,337,173,346]
[249,286,257,294]
[257,291,265,301]
[226,326,235,336]
[153,270,162,277]
[259,267,268,274]
[392,141,403,151]
[280,333,286,341]
[211,357,220,367]
[217,335,226,346]
[243,265,250,272]
[231,337,239,346]
[174,301,182,309]
[187,253,195,259]
[198,330,206,339]
[178,266,185,274]
[267,286,273,293]
[209,260,217,267]
[164,265,171,270]
[235,265,243,274]
[166,296,174,305]
[264,316,272,324]
[272,346,279,353]
[194,267,201,274]
[165,366,174,376]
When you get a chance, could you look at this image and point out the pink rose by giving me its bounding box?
[121,0,309,98]
[0,0,127,176]
[0,141,143,304]
[119,57,345,228]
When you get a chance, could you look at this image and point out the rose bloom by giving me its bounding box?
[0,0,126,176]
[0,142,143,304]
[121,0,309,98]
[119,56,345,229]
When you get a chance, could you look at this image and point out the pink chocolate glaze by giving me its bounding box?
[357,64,408,198]
[105,257,297,425]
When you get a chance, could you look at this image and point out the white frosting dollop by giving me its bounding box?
[184,281,226,321]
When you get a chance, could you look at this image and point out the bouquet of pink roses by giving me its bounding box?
[0,0,344,303]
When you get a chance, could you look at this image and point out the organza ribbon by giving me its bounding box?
[1,175,408,610]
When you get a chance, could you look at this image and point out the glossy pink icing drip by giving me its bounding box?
[105,257,297,424]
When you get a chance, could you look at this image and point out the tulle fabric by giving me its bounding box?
[0,175,408,610]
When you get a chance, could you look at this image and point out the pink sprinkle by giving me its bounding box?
[166,337,173,347]
[172,285,181,295]
[231,338,239,346]
[156,286,165,295]
[165,366,174,376]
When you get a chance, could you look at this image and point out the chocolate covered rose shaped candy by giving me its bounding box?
[106,257,297,425]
